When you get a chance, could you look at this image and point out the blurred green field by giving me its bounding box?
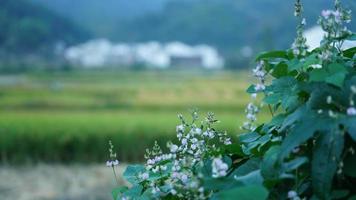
[0,70,269,163]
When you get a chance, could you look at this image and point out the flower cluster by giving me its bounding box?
[252,60,267,93]
[288,190,301,200]
[106,140,120,185]
[241,103,259,131]
[119,112,232,199]
[241,60,266,131]
[291,0,308,57]
[318,0,352,62]
[211,157,228,178]
[106,140,120,167]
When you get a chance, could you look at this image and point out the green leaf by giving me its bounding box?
[234,170,264,186]
[325,71,347,87]
[312,130,344,199]
[344,153,356,178]
[263,77,300,111]
[343,47,356,58]
[309,63,348,87]
[239,132,260,143]
[112,186,128,200]
[288,54,320,72]
[309,68,329,82]
[271,62,288,78]
[123,165,145,184]
[261,145,281,180]
[256,50,288,61]
[216,185,269,200]
[349,195,356,200]
[343,117,356,141]
[230,158,262,178]
[123,185,143,198]
[279,113,336,160]
[283,157,308,172]
[331,190,349,199]
[246,84,258,94]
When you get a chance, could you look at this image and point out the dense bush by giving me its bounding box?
[110,0,356,199]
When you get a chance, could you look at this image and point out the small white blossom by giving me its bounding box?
[351,85,356,94]
[310,64,322,69]
[254,84,266,92]
[170,144,179,153]
[176,125,185,133]
[326,96,332,104]
[152,186,160,195]
[347,107,356,116]
[288,190,298,199]
[170,189,177,195]
[139,172,149,180]
[106,159,119,167]
[251,93,257,99]
[212,158,228,178]
[181,138,187,145]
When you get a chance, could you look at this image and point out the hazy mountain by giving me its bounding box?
[31,0,356,54]
[30,0,171,37]
[0,0,90,54]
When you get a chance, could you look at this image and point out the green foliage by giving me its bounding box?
[115,1,356,199]
[0,0,89,54]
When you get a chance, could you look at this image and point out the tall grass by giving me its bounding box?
[0,70,268,163]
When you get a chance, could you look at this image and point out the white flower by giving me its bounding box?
[152,186,160,194]
[254,84,266,92]
[224,138,232,145]
[170,144,179,153]
[287,190,298,199]
[170,189,177,195]
[326,96,332,104]
[180,174,188,183]
[310,64,322,69]
[251,93,257,99]
[212,158,228,178]
[106,159,119,167]
[208,131,215,139]
[351,85,356,94]
[194,128,202,134]
[246,113,256,121]
[347,107,356,116]
[321,10,332,18]
[139,172,149,180]
[191,138,198,143]
[176,125,185,132]
[181,138,187,145]
[152,166,159,173]
[147,159,155,165]
[301,18,306,25]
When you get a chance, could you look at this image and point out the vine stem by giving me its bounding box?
[112,166,120,186]
[268,104,274,117]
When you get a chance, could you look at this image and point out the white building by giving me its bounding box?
[304,26,356,50]
[64,40,224,69]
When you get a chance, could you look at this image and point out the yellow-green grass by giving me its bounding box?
[0,70,270,163]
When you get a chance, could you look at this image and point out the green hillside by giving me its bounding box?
[30,0,356,53]
[0,0,90,54]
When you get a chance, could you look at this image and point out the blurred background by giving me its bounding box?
[0,0,355,199]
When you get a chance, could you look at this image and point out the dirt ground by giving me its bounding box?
[0,164,127,200]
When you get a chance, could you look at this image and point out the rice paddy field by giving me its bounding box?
[0,70,270,163]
